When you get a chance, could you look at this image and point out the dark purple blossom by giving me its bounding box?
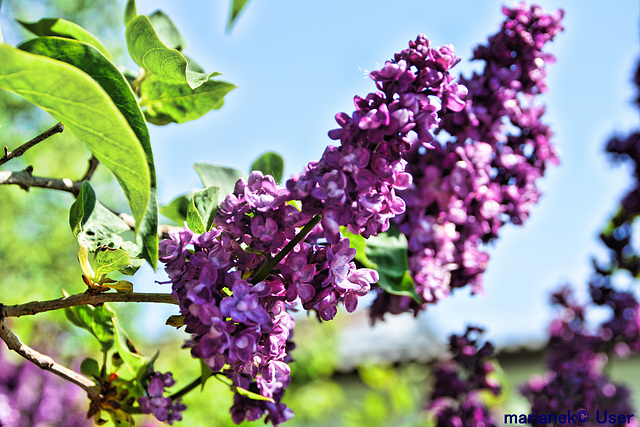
[138,370,186,425]
[425,326,500,427]
[372,3,564,321]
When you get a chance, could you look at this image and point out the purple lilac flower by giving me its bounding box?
[521,282,639,424]
[161,171,378,425]
[372,3,564,321]
[425,326,500,427]
[287,36,465,244]
[0,347,88,427]
[137,370,186,425]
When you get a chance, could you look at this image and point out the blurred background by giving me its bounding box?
[0,0,639,425]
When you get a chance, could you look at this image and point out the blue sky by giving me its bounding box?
[134,0,639,345]
[4,0,639,346]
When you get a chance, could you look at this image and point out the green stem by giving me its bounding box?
[169,377,202,400]
[250,214,321,284]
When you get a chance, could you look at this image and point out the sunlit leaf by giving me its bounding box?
[69,181,97,237]
[0,44,151,256]
[18,18,111,59]
[160,193,190,225]
[364,225,422,303]
[250,152,284,184]
[341,228,376,269]
[192,186,220,231]
[124,0,137,25]
[105,280,134,293]
[148,10,185,51]
[94,248,132,279]
[235,386,274,403]
[186,197,205,234]
[193,162,243,204]
[68,181,140,264]
[65,304,116,353]
[126,15,219,90]
[227,0,251,32]
[113,318,146,381]
[140,74,235,125]
[19,36,159,268]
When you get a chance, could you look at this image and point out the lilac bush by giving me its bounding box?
[0,348,88,427]
[157,3,565,424]
[0,1,572,425]
[521,58,640,425]
[371,3,564,319]
[520,283,639,424]
[425,326,501,427]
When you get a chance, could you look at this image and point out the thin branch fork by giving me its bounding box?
[1,291,178,318]
[0,317,101,400]
[0,122,64,166]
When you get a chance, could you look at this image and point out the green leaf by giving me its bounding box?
[235,386,274,403]
[193,162,244,203]
[94,248,132,279]
[70,181,97,237]
[227,0,251,32]
[19,36,159,268]
[68,181,140,264]
[364,225,422,303]
[250,152,284,184]
[0,43,152,254]
[341,228,376,269]
[200,360,214,390]
[160,193,190,225]
[186,198,205,234]
[124,0,137,26]
[126,15,219,90]
[80,357,101,378]
[192,186,220,231]
[65,304,115,353]
[18,18,111,59]
[148,10,185,51]
[139,74,235,125]
[113,318,146,381]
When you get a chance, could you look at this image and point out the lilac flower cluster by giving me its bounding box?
[371,3,564,319]
[0,348,88,427]
[521,282,639,422]
[160,171,379,425]
[137,370,186,425]
[425,326,500,427]
[522,57,640,426]
[602,60,640,277]
[287,34,466,244]
[158,5,564,423]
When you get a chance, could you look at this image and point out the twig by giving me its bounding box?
[0,166,81,195]
[251,214,322,283]
[81,155,100,181]
[0,122,64,166]
[1,292,178,318]
[0,317,101,400]
[169,376,202,400]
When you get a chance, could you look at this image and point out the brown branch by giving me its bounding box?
[0,166,81,195]
[117,211,182,239]
[0,123,64,166]
[1,292,178,318]
[81,155,100,181]
[0,317,101,400]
